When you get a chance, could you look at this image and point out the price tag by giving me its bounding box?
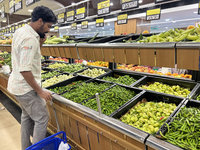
[71,23,77,30]
[76,7,85,20]
[15,25,18,30]
[28,22,30,24]
[98,0,110,16]
[1,5,5,18]
[22,24,25,27]
[96,18,104,27]
[26,0,34,6]
[19,24,22,28]
[7,28,9,33]
[12,27,15,32]
[155,0,175,3]
[121,0,139,10]
[15,0,22,12]
[117,14,128,25]
[146,8,161,21]
[54,26,59,31]
[58,13,65,23]
[67,10,74,22]
[9,0,15,14]
[81,21,88,29]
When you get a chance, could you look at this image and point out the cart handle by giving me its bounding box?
[25,131,67,150]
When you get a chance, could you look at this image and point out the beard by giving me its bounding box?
[37,24,48,38]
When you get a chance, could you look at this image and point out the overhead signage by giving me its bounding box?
[155,0,175,3]
[54,26,59,31]
[81,21,88,29]
[67,10,74,22]
[96,18,104,27]
[9,28,12,33]
[9,0,15,14]
[97,0,110,16]
[15,0,22,12]
[121,0,139,10]
[76,7,85,20]
[117,14,128,25]
[146,8,161,21]
[12,26,15,32]
[26,0,35,7]
[71,23,77,30]
[57,13,65,23]
[1,5,5,18]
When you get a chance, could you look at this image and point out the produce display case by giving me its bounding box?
[43,61,69,70]
[88,35,127,43]
[41,69,62,81]
[133,76,198,99]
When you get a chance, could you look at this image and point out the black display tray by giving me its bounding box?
[81,84,143,116]
[111,91,185,135]
[41,68,53,74]
[97,70,146,87]
[133,76,198,99]
[45,75,93,95]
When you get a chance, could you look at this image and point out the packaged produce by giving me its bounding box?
[41,71,60,80]
[77,68,106,77]
[58,64,85,73]
[102,75,137,86]
[42,74,73,88]
[47,62,67,69]
[83,85,136,116]
[120,99,176,134]
[140,82,190,97]
[62,82,111,103]
[160,107,200,150]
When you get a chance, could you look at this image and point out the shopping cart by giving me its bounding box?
[26,131,71,150]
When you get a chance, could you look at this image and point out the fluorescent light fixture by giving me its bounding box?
[110,2,113,6]
[139,0,143,3]
[28,9,33,12]
[110,29,112,30]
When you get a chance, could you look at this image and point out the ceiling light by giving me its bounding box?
[88,29,91,31]
[28,9,33,12]
[110,29,112,30]
[72,2,75,5]
[110,2,113,6]
[193,11,198,14]
[139,0,143,3]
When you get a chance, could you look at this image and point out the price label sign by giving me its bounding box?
[121,0,139,10]
[22,23,25,27]
[9,28,12,33]
[9,0,15,14]
[67,10,74,22]
[12,27,15,32]
[26,0,34,6]
[58,13,65,23]
[117,14,128,25]
[96,18,104,27]
[97,0,110,16]
[81,21,88,29]
[54,26,59,31]
[155,0,175,3]
[76,7,85,20]
[15,25,18,30]
[71,23,77,30]
[1,5,5,18]
[15,0,22,12]
[146,8,161,21]
[19,24,22,28]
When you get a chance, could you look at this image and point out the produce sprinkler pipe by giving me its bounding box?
[96,93,103,117]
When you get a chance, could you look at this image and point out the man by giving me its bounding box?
[7,6,57,150]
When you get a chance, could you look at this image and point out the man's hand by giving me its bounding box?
[38,90,52,102]
[0,56,4,61]
[39,35,47,48]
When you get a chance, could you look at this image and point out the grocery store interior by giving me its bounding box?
[1,0,200,150]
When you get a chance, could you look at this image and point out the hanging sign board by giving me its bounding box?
[1,5,5,18]
[15,0,22,12]
[19,24,22,28]
[121,0,139,10]
[96,18,104,27]
[57,13,65,23]
[12,26,15,32]
[22,23,25,27]
[117,14,128,25]
[71,23,77,30]
[146,8,161,21]
[54,26,59,32]
[81,21,88,29]
[9,27,12,33]
[76,7,85,20]
[26,0,35,7]
[67,10,74,22]
[9,0,15,14]
[15,25,18,30]
[97,0,110,16]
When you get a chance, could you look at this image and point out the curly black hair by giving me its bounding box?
[31,6,57,24]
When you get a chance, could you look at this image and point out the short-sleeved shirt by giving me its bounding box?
[7,24,41,96]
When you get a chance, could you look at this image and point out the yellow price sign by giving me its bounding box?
[67,10,74,17]
[19,24,22,28]
[77,7,85,15]
[16,26,18,29]
[147,8,161,16]
[81,21,88,26]
[98,0,110,10]
[22,24,25,27]
[15,0,22,3]
[9,0,14,8]
[146,8,161,21]
[122,0,132,3]
[58,13,65,19]
[54,26,59,30]
[96,18,104,24]
[71,23,77,30]
[10,28,12,31]
[118,14,128,20]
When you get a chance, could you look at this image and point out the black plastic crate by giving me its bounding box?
[97,70,145,87]
[41,60,55,67]
[45,75,93,95]
[81,84,143,116]
[41,68,53,74]
[133,76,197,99]
[111,91,185,136]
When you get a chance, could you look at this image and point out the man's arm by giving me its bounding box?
[21,71,52,101]
[39,36,46,49]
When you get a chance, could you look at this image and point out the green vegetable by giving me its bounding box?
[58,64,85,73]
[41,71,60,80]
[89,32,99,42]
[62,82,111,103]
[196,95,200,101]
[83,85,136,116]
[47,62,67,69]
[102,75,137,86]
[77,68,106,77]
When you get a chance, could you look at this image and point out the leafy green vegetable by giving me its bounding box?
[196,94,200,100]
[62,82,111,103]
[41,71,60,80]
[58,64,85,73]
[83,85,136,116]
[102,75,137,86]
